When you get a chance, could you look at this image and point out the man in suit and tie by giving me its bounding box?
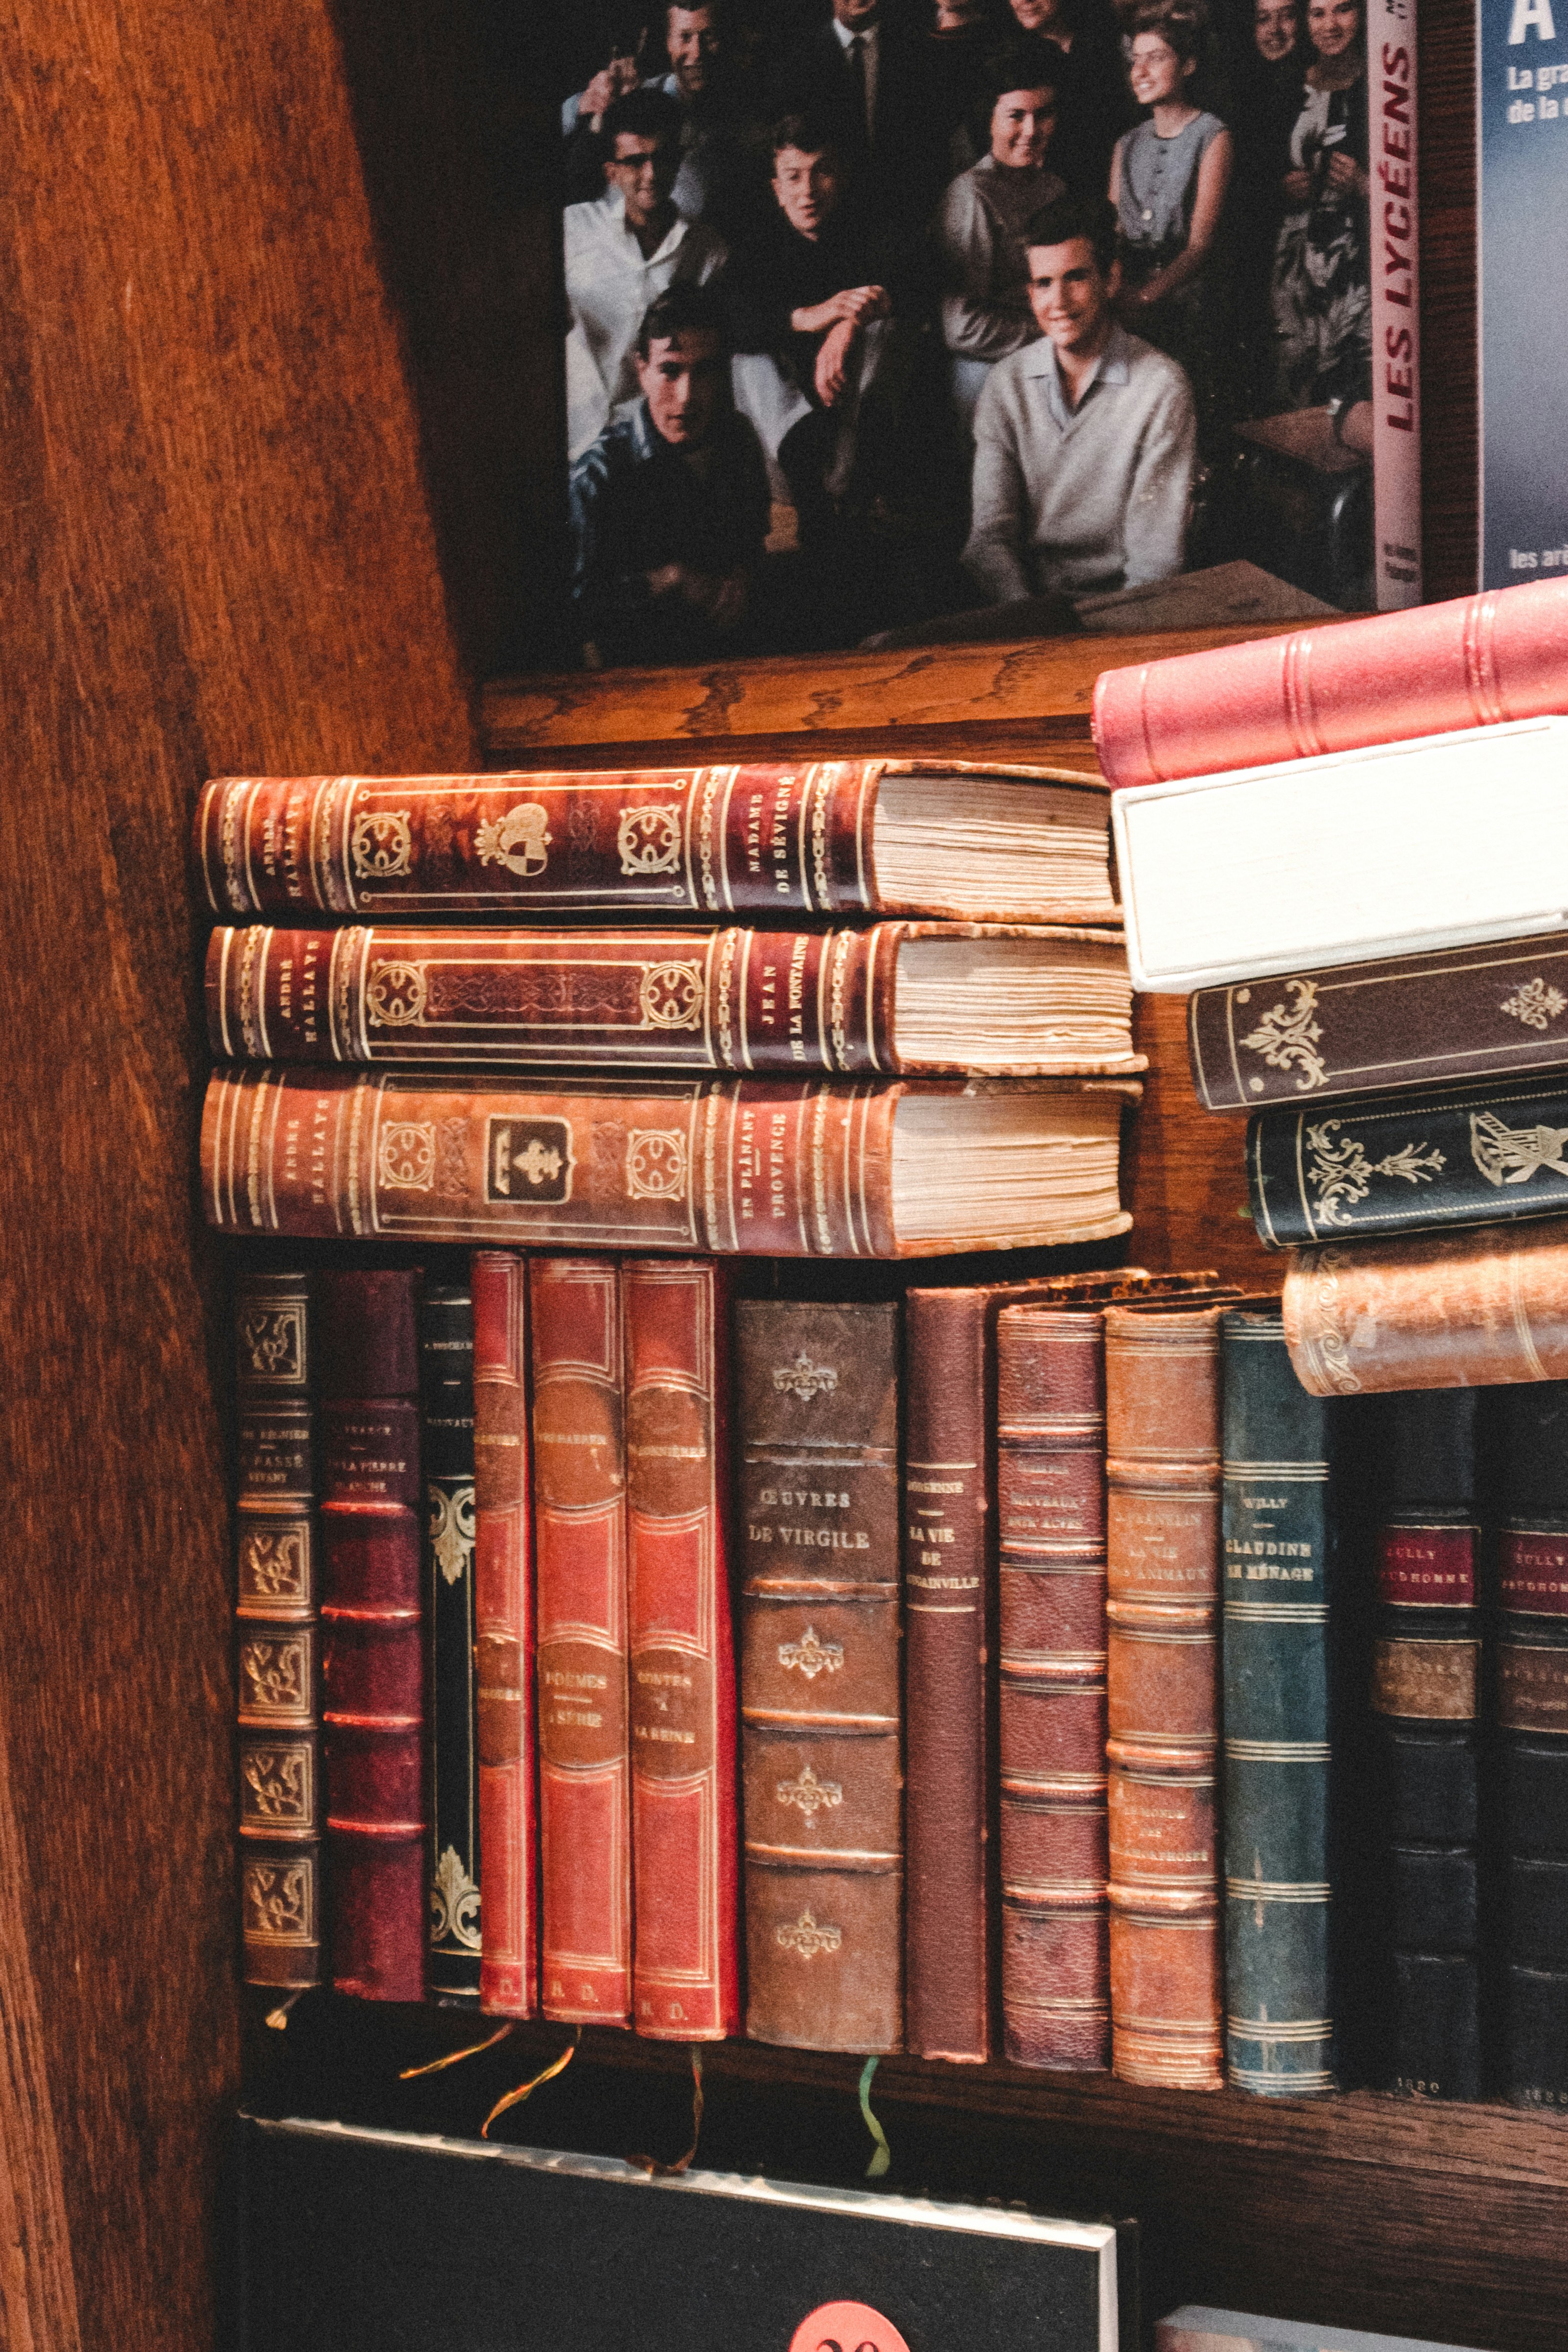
[768,0,949,223]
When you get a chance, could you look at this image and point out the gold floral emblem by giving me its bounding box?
[350,808,414,880]
[775,1908,843,1960]
[378,1120,437,1190]
[1304,1121,1444,1226]
[617,805,683,876]
[772,1351,838,1401]
[428,1480,476,1587]
[475,802,552,877]
[638,961,703,1029]
[775,1762,843,1819]
[1501,976,1568,1032]
[430,1843,482,1952]
[1236,978,1326,1095]
[367,961,428,1026]
[626,1129,689,1200]
[777,1625,843,1680]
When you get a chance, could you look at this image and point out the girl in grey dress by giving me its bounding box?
[1110,0,1233,405]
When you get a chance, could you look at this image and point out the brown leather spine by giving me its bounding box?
[472,1249,537,2019]
[532,1258,632,2026]
[996,1306,1111,2071]
[319,1270,427,2004]
[737,1300,902,2053]
[1104,1302,1230,2090]
[234,1270,323,1989]
[1284,1216,1568,1396]
[193,762,1113,924]
[624,1259,739,2039]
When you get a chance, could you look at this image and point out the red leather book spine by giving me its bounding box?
[1284,1216,1568,1395]
[234,1270,323,1989]
[996,1305,1110,2071]
[532,1257,632,2025]
[1091,575,1568,789]
[319,1269,427,2003]
[902,1289,992,2063]
[1104,1303,1227,2090]
[623,1258,739,2039]
[193,764,884,919]
[205,922,903,1076]
[471,1249,537,2019]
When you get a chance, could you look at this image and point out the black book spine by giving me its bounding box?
[1248,1073,1568,1248]
[421,1283,482,2000]
[1496,1381,1568,2110]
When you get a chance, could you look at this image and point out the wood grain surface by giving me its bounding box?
[0,2,475,2344]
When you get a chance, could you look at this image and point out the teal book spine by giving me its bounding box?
[1222,1307,1336,2095]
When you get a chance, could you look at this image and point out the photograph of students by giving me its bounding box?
[1002,0,1135,200]
[1228,0,1304,410]
[561,1,767,237]
[1269,0,1371,408]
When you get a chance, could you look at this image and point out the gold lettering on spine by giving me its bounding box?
[715,928,739,1068]
[828,930,854,1071]
[698,767,723,912]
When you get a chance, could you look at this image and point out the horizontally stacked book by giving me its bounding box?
[1103,571,1568,2112]
[215,754,1150,2041]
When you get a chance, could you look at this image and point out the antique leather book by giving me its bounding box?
[1284,1215,1568,1396]
[1221,1307,1338,2096]
[1495,1382,1568,2110]
[234,1270,323,1989]
[1103,1299,1235,2089]
[1367,1389,1483,2101]
[737,1299,902,2052]
[623,1259,739,2040]
[1190,934,1568,1113]
[532,1257,632,2026]
[420,1282,481,2001]
[1112,716,1568,995]
[318,1268,427,2003]
[1092,572,1568,789]
[194,761,1118,926]
[471,1248,538,2020]
[1249,1073,1568,1251]
[205,921,1141,1080]
[201,1065,1136,1259]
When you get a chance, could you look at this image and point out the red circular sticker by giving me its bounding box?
[789,2301,912,2352]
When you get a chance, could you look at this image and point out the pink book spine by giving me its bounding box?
[472,1249,538,2018]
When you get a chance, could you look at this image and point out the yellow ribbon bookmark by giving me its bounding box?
[859,2056,891,2179]
[481,2027,582,2139]
[631,2046,705,2177]
[399,2023,515,2081]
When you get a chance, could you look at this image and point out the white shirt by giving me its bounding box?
[562,189,727,461]
[831,16,879,141]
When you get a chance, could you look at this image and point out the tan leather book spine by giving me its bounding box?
[472,1249,537,2019]
[737,1300,902,2053]
[234,1271,323,1989]
[1104,1302,1230,2091]
[532,1258,632,2026]
[1284,1217,1568,1396]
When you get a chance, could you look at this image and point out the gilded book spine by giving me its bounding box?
[995,1305,1110,2071]
[234,1271,323,1989]
[624,1259,739,2039]
[319,1270,427,2003]
[1221,1308,1336,2097]
[1104,1304,1227,2091]
[532,1258,632,2026]
[421,1284,481,2001]
[737,1300,903,2053]
[472,1250,537,2020]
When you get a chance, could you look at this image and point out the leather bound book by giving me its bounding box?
[1221,1307,1337,2096]
[1091,573,1568,790]
[205,921,1141,1081]
[1495,1382,1568,2109]
[319,1269,427,2004]
[1367,1390,1483,2101]
[194,762,1117,926]
[1104,1299,1233,2090]
[737,1299,902,2053]
[1189,934,1568,1114]
[1250,1074,1568,1251]
[420,1283,481,2001]
[201,1066,1137,1261]
[624,1259,739,2040]
[471,1249,538,2020]
[1284,1215,1568,1396]
[532,1258,632,2027]
[234,1270,323,1989]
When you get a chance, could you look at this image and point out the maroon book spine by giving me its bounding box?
[1092,575,1568,790]
[319,1269,427,2002]
[472,1249,538,2019]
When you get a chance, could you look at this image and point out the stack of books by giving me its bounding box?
[1104,571,1568,2112]
[211,755,1156,2044]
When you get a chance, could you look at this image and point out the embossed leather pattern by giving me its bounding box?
[472,1249,538,2020]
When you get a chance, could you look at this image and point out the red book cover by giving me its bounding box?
[1092,575,1568,790]
[532,1257,632,2025]
[624,1258,740,2040]
[319,1268,427,2004]
[471,1249,538,2019]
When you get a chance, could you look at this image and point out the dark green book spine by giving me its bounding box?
[1221,1307,1336,2095]
[1247,1073,1568,1248]
[421,1283,481,2001]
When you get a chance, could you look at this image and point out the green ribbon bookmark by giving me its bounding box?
[858,2056,891,2179]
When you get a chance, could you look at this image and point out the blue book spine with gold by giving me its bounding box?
[1222,1307,1336,2095]
[421,1282,482,2001]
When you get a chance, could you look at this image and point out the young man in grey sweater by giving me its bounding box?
[961,194,1196,602]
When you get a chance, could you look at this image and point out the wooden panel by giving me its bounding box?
[0,2,476,2344]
